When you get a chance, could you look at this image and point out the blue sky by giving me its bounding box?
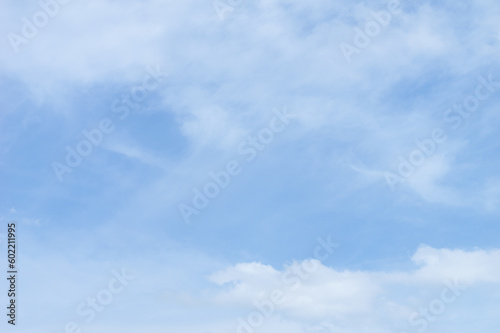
[1,0,500,332]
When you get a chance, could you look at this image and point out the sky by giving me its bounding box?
[0,0,500,332]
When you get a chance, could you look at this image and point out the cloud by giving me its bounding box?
[209,260,379,319]
[205,245,500,330]
[411,245,500,284]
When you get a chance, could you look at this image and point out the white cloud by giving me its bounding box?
[411,245,500,284]
[103,140,170,170]
[205,246,500,331]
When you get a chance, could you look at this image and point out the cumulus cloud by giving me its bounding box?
[204,246,500,331]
